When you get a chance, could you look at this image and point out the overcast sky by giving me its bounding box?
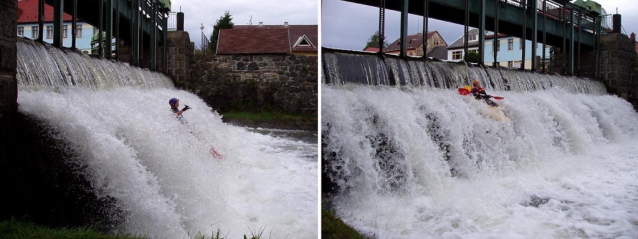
[322,0,638,51]
[169,0,318,49]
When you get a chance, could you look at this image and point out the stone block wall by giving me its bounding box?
[553,33,638,109]
[0,0,17,112]
[188,54,318,115]
[167,31,193,86]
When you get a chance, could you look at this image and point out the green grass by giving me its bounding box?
[0,219,267,239]
[0,219,142,239]
[322,207,366,239]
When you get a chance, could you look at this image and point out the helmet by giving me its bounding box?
[472,79,480,86]
[169,98,179,106]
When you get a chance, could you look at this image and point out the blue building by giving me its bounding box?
[17,0,96,54]
[448,28,551,70]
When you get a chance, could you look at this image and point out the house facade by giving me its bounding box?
[17,0,95,54]
[384,31,447,58]
[448,28,551,70]
[225,23,318,56]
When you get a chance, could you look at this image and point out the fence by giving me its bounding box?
[167,12,177,31]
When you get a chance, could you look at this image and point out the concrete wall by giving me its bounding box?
[0,0,17,112]
[166,31,193,86]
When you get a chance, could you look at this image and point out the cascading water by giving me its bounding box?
[322,49,638,238]
[15,38,317,238]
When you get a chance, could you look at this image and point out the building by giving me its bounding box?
[383,31,447,57]
[448,28,551,69]
[219,23,317,56]
[17,0,96,54]
[363,46,380,53]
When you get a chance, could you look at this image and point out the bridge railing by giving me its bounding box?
[167,12,177,31]
[499,0,600,33]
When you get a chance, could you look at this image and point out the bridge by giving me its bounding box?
[344,0,609,75]
[36,0,171,72]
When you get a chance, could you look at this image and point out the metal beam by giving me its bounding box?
[53,0,64,47]
[542,0,546,73]
[151,0,157,71]
[569,7,574,75]
[531,0,538,71]
[479,0,485,65]
[99,0,103,57]
[378,0,386,53]
[72,0,77,49]
[400,0,409,57]
[493,0,499,67]
[422,0,428,60]
[463,0,468,62]
[38,0,44,42]
[106,0,113,59]
[521,0,526,71]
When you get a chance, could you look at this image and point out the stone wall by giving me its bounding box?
[167,31,193,86]
[554,33,638,109]
[188,54,318,115]
[0,0,17,112]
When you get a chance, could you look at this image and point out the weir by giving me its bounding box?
[322,48,638,238]
[5,38,318,238]
[322,47,606,94]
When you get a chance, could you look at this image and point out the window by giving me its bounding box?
[46,26,53,39]
[76,24,82,38]
[508,39,513,50]
[452,51,463,60]
[32,26,39,39]
[63,25,68,38]
[17,27,24,36]
[469,34,477,41]
[508,61,513,68]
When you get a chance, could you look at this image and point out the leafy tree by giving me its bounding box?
[363,30,388,50]
[466,51,481,63]
[210,11,234,54]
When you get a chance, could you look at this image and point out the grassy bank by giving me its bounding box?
[221,110,317,130]
[0,219,265,239]
[0,219,142,239]
[322,206,366,239]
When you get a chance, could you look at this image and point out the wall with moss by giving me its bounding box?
[187,54,318,115]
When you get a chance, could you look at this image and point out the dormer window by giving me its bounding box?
[293,35,315,48]
[469,34,477,41]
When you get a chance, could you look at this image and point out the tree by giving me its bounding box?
[210,11,234,54]
[363,30,388,50]
[466,51,481,63]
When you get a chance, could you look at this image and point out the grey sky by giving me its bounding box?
[322,0,638,51]
[169,0,318,49]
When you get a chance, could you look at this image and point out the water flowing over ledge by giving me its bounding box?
[322,47,607,95]
[16,38,174,90]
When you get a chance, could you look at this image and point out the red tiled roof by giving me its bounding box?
[364,46,380,52]
[384,31,439,52]
[232,24,317,53]
[216,28,290,54]
[17,0,73,23]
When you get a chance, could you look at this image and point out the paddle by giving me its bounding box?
[458,86,504,100]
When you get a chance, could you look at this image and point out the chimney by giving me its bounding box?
[259,22,263,26]
[284,21,288,26]
[632,32,636,42]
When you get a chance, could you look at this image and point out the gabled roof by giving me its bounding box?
[363,46,380,52]
[232,24,318,53]
[17,0,74,23]
[216,28,290,54]
[448,29,509,49]
[384,31,441,52]
[448,29,480,49]
[427,45,448,60]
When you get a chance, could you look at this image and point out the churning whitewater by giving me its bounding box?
[15,39,317,238]
[18,88,317,238]
[323,85,638,238]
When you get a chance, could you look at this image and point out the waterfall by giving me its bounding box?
[322,48,607,94]
[15,38,317,238]
[322,48,638,238]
